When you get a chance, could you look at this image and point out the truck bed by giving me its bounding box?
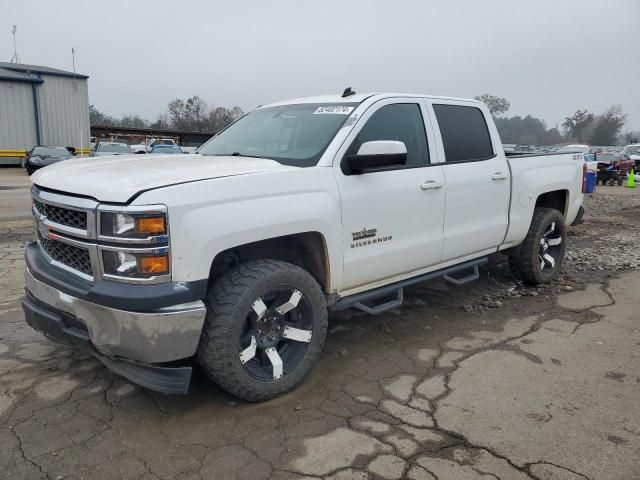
[501,152,585,249]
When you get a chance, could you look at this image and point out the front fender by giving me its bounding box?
[134,168,343,291]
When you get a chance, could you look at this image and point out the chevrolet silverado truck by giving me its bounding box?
[23,91,586,401]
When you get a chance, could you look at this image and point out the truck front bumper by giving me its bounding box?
[22,267,207,394]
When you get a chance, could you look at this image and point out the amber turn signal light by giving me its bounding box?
[136,255,169,274]
[134,216,166,235]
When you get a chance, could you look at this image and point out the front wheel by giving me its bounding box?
[197,260,328,401]
[509,207,566,285]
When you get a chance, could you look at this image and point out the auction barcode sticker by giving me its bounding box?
[313,106,355,115]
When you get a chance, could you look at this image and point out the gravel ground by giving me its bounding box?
[565,188,640,274]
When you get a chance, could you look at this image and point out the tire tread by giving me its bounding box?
[509,207,566,285]
[197,260,327,402]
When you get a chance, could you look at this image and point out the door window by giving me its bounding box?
[347,103,430,168]
[433,104,494,163]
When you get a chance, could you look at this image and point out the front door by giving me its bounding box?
[333,99,446,292]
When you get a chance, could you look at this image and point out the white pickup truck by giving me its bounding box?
[24,91,586,401]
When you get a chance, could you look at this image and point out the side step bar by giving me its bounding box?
[330,257,487,315]
[443,265,480,286]
[353,289,404,315]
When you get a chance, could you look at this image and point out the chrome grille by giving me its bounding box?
[33,199,87,230]
[39,237,92,276]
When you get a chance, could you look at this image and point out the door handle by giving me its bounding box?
[421,181,443,190]
[492,172,508,180]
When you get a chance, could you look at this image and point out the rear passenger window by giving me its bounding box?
[349,103,429,168]
[433,104,494,163]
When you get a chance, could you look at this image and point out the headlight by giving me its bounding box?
[101,248,170,279]
[98,207,167,240]
[29,156,43,165]
[97,205,170,283]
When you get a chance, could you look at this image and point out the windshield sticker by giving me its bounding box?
[313,106,355,115]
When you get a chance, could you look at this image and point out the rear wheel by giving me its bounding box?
[197,260,328,401]
[509,207,566,285]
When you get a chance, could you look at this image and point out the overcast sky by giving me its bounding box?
[3,0,639,131]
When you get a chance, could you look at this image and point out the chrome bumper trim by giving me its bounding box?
[25,268,206,363]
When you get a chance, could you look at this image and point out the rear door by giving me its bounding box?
[333,98,446,291]
[429,102,510,261]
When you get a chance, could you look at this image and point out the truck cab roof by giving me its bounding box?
[261,92,483,109]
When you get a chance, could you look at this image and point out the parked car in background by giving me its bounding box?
[557,144,591,154]
[91,142,132,157]
[595,152,635,185]
[131,138,179,154]
[25,146,73,175]
[621,144,640,171]
[515,145,536,154]
[150,144,186,155]
[502,143,516,154]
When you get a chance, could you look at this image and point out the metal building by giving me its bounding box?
[0,62,90,165]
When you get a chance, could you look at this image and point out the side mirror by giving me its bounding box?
[346,140,407,174]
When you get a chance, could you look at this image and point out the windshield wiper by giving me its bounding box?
[226,152,262,158]
[231,152,262,158]
[200,152,264,159]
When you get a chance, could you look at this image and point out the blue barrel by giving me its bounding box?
[584,171,596,193]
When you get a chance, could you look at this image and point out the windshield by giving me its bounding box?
[32,147,70,157]
[198,103,359,166]
[152,145,182,154]
[98,143,131,153]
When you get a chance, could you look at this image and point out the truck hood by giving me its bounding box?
[31,154,297,203]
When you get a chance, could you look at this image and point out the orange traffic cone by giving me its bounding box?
[627,169,636,189]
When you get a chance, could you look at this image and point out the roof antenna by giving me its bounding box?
[342,87,356,98]
[10,25,21,64]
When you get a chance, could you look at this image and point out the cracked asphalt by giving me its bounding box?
[1,168,639,480]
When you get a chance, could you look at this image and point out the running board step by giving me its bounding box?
[353,289,403,315]
[443,265,480,285]
[330,257,487,313]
